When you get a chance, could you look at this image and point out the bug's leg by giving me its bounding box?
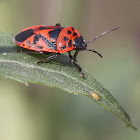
[16,49,43,54]
[71,61,85,78]
[68,51,85,78]
[68,50,79,62]
[37,53,61,64]
[73,50,79,62]
[68,51,73,60]
[55,23,61,26]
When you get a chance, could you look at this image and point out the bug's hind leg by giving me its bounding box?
[16,49,43,54]
[55,23,61,26]
[37,53,61,64]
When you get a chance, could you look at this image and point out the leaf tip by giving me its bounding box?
[126,124,137,131]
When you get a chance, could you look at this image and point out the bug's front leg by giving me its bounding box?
[68,51,85,78]
[73,50,79,62]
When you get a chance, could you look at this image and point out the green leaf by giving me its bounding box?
[0,32,137,130]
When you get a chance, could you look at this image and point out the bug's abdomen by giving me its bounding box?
[15,25,63,53]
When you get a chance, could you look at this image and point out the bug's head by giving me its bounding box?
[72,26,119,58]
[73,36,103,58]
[73,36,87,50]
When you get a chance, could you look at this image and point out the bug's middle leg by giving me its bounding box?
[37,53,61,64]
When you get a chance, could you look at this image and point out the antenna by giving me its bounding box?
[85,49,103,58]
[86,27,119,44]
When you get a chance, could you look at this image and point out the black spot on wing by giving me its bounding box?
[48,29,62,39]
[39,26,47,30]
[26,40,31,47]
[37,46,43,49]
[67,30,71,34]
[39,26,62,30]
[64,37,69,42]
[71,27,74,31]
[15,29,34,42]
[68,40,72,47]
[61,45,66,50]
[33,34,39,44]
[73,32,77,36]
[38,33,57,51]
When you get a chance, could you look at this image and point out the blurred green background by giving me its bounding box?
[0,0,140,140]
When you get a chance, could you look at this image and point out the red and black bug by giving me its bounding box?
[15,23,119,77]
